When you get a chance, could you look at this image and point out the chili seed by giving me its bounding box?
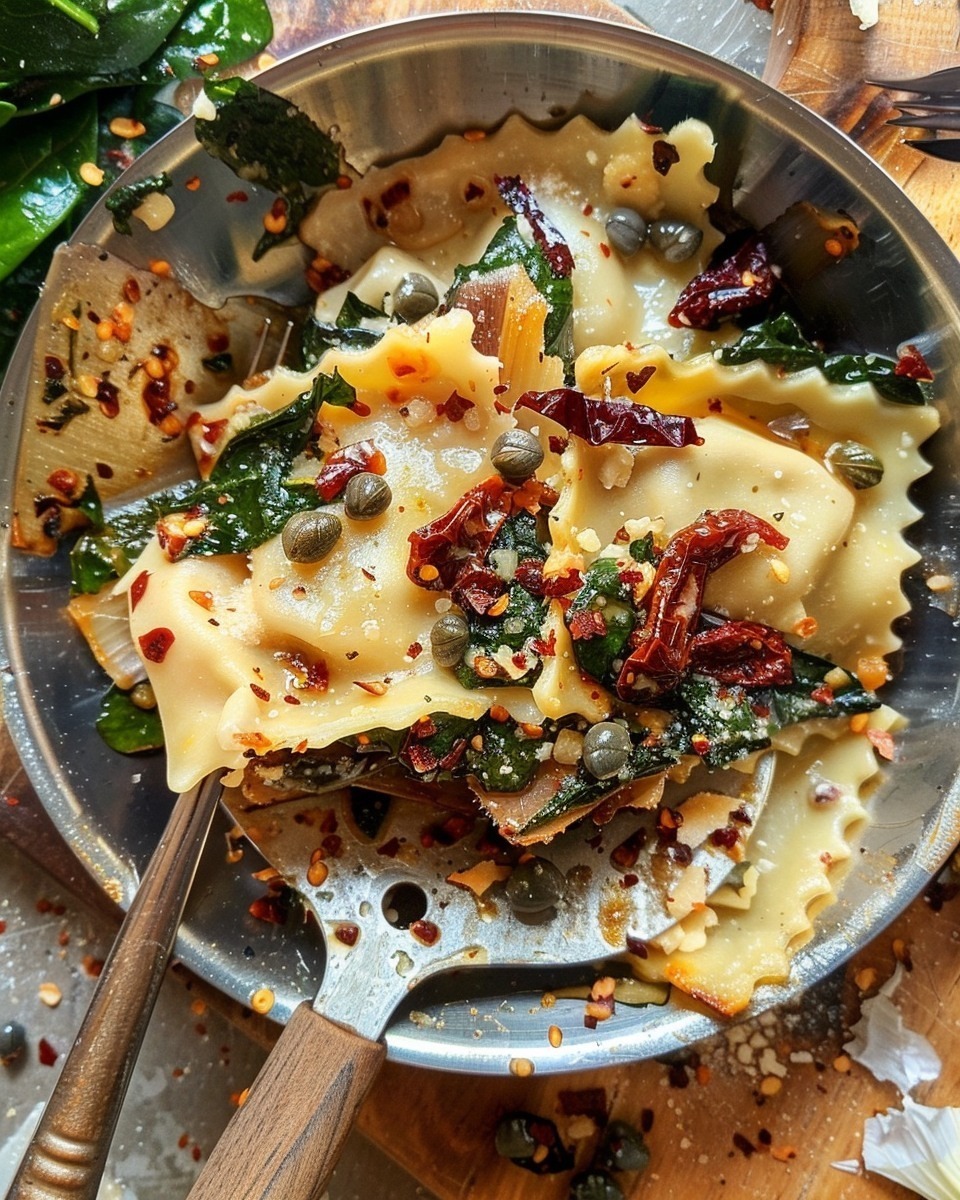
[648,217,703,263]
[430,613,469,667]
[344,472,392,520]
[596,1119,651,1173]
[605,207,648,256]
[250,987,275,1015]
[506,857,565,913]
[38,983,62,1008]
[490,429,544,482]
[824,440,884,489]
[393,273,439,323]
[0,1021,26,1067]
[281,510,342,563]
[582,722,633,779]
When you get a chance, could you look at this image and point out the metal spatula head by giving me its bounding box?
[224,752,774,1042]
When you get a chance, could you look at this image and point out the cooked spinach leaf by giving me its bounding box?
[96,683,165,753]
[104,171,173,235]
[300,292,387,369]
[566,556,638,688]
[717,313,931,405]
[466,717,546,794]
[448,216,574,373]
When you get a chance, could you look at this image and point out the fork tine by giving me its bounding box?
[867,66,960,95]
[890,99,960,114]
[902,138,960,163]
[887,111,960,131]
[247,316,272,377]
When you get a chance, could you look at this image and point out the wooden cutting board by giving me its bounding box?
[3,2,960,1198]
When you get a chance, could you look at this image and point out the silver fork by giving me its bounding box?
[868,65,960,161]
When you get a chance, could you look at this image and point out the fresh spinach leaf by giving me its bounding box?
[0,95,97,280]
[0,99,14,127]
[717,313,931,405]
[140,0,272,84]
[96,683,164,753]
[104,171,173,235]
[449,216,574,373]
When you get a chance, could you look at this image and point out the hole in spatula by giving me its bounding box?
[382,881,428,929]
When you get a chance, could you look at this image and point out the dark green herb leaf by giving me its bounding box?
[717,313,931,405]
[449,216,574,373]
[300,318,381,369]
[0,99,14,127]
[195,76,341,193]
[104,171,173,236]
[75,474,104,529]
[337,291,384,328]
[306,366,357,411]
[0,95,97,281]
[566,557,637,688]
[96,683,164,753]
[466,717,544,793]
[140,0,273,84]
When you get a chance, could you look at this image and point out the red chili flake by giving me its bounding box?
[192,1146,202,1163]
[866,728,896,760]
[568,609,608,641]
[47,468,78,496]
[653,139,680,175]
[514,387,701,448]
[335,923,360,946]
[708,397,723,414]
[464,181,485,202]
[248,895,287,925]
[377,837,401,858]
[130,570,150,611]
[548,434,569,454]
[406,641,423,659]
[440,391,476,422]
[514,559,545,595]
[283,695,300,705]
[530,628,557,657]
[710,826,740,850]
[668,233,779,331]
[667,1063,690,1089]
[44,354,66,380]
[38,1038,59,1066]
[320,810,338,834]
[625,365,657,393]
[599,242,611,259]
[733,1132,757,1157]
[275,650,329,694]
[557,1088,609,1122]
[495,175,575,277]
[178,1133,190,1149]
[5,795,19,807]
[139,627,175,664]
[542,568,583,598]
[617,510,789,700]
[620,873,639,888]
[315,439,386,501]
[361,568,376,582]
[689,620,793,687]
[611,826,647,870]
[322,834,343,858]
[97,378,120,418]
[306,255,350,294]
[894,344,934,382]
[143,377,177,425]
[249,683,270,702]
[0,919,5,933]
[410,920,440,946]
[810,683,835,705]
[95,461,114,479]
[226,191,248,203]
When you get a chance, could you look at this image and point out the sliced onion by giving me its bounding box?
[67,590,144,690]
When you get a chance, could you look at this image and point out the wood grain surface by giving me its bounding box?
[3,2,960,1199]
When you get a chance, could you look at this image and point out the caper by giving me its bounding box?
[824,440,884,489]
[393,272,439,324]
[648,217,703,263]
[129,681,156,711]
[495,1114,539,1160]
[490,429,544,482]
[506,857,565,913]
[596,1120,651,1174]
[344,472,392,520]
[0,1020,26,1067]
[569,1170,624,1200]
[605,207,648,257]
[494,1112,572,1173]
[430,613,469,668]
[582,721,633,780]
[281,510,342,563]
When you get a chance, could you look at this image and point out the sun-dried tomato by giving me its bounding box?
[450,562,506,616]
[495,175,575,277]
[542,568,583,597]
[514,387,701,448]
[315,439,386,501]
[514,559,545,595]
[616,509,789,700]
[894,344,934,382]
[668,233,779,331]
[689,619,793,687]
[407,476,513,592]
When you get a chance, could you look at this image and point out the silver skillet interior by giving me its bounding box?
[2,12,960,1075]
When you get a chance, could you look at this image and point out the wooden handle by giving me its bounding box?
[185,1003,386,1200]
[8,773,223,1200]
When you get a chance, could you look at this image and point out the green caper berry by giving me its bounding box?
[605,207,648,257]
[569,1170,624,1200]
[494,1115,539,1161]
[824,440,884,489]
[129,681,157,711]
[490,429,544,482]
[393,272,439,324]
[582,721,632,780]
[596,1120,651,1174]
[430,613,469,668]
[344,472,392,520]
[506,857,565,913]
[281,510,342,563]
[0,1021,27,1067]
[649,217,703,263]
